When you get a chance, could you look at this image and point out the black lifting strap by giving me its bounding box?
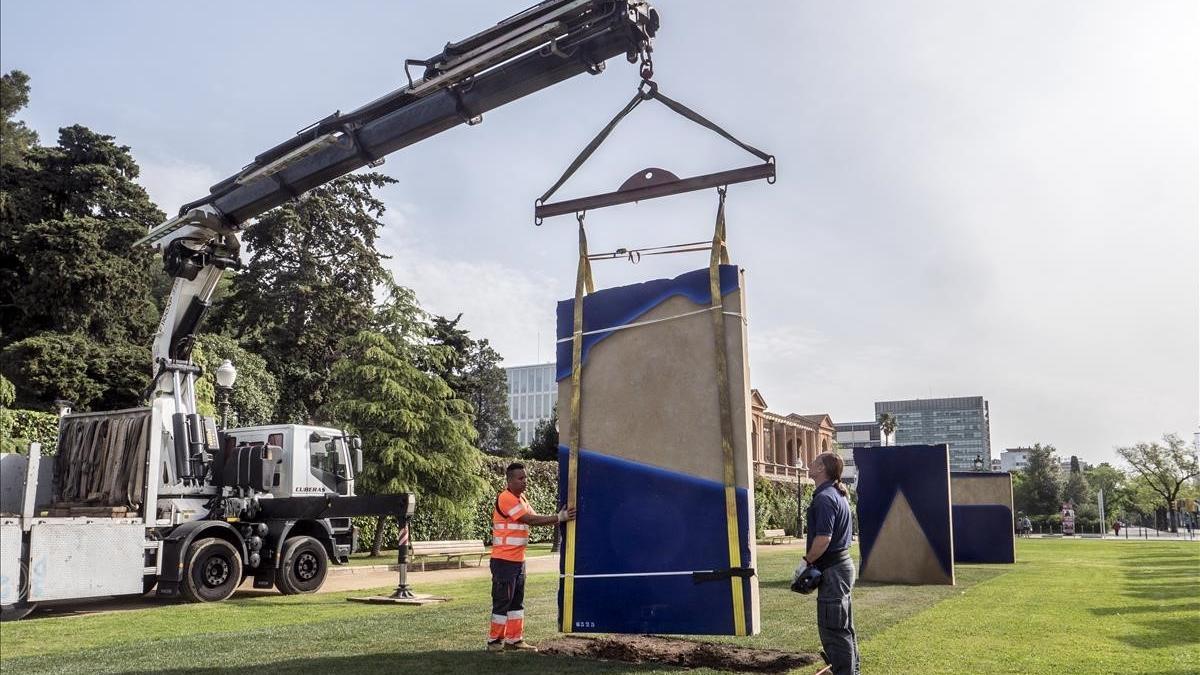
[692,567,757,584]
[535,80,774,222]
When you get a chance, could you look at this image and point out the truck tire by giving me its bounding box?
[275,536,328,595]
[181,537,243,603]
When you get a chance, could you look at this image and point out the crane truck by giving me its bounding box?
[0,0,659,621]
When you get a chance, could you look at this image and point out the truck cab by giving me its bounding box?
[222,424,362,498]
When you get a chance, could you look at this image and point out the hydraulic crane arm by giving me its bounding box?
[137,0,657,250]
[134,3,658,483]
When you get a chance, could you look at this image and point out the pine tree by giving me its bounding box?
[326,284,486,553]
[0,73,164,410]
[526,408,560,461]
[428,314,520,456]
[1021,443,1062,516]
[211,173,395,423]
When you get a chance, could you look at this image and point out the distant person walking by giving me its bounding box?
[794,451,859,675]
[1113,520,1121,537]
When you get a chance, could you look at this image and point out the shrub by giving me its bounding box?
[754,476,806,537]
[0,407,59,454]
[354,456,560,550]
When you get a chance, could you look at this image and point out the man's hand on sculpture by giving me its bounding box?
[557,507,577,522]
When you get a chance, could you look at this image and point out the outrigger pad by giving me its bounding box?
[556,265,759,635]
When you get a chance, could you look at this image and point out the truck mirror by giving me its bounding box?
[355,447,363,474]
[350,436,362,450]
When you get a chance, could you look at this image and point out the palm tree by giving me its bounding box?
[877,413,897,447]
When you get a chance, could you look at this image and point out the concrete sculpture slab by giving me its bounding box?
[555,265,759,635]
[950,471,1015,564]
[853,444,955,585]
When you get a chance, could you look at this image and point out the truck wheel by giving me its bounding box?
[181,537,243,603]
[275,536,328,595]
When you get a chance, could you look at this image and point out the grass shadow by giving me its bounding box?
[1120,582,1200,601]
[1090,602,1200,617]
[1113,618,1200,650]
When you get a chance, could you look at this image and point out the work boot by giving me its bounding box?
[486,640,505,652]
[504,640,538,652]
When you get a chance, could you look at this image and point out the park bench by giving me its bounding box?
[410,539,489,571]
[761,528,796,545]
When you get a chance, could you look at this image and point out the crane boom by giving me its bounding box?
[137,0,657,248]
[134,1,658,480]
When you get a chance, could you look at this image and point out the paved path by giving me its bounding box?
[1020,530,1199,542]
[28,554,562,619]
[320,553,559,593]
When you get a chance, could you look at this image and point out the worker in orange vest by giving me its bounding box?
[487,462,575,652]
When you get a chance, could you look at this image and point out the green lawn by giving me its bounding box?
[0,539,1195,674]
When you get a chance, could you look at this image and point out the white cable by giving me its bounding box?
[555,305,744,343]
[561,570,712,579]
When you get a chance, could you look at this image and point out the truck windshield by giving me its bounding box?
[308,435,351,494]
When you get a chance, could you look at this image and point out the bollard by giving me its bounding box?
[391,517,415,599]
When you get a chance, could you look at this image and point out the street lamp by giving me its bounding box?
[52,398,74,418]
[973,454,984,472]
[214,359,237,429]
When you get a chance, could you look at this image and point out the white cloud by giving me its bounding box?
[377,204,560,367]
[134,155,222,218]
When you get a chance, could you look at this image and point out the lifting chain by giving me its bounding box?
[639,46,654,82]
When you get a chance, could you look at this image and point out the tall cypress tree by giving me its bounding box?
[326,284,485,552]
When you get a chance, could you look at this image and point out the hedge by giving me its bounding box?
[355,456,560,550]
[357,459,811,550]
[755,476,807,538]
[1028,513,1103,534]
[0,407,59,455]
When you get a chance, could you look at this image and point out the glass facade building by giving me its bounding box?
[834,421,882,449]
[874,396,992,471]
[505,363,558,447]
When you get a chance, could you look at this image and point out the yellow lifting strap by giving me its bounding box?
[562,212,593,633]
[708,187,747,636]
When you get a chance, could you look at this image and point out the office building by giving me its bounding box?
[875,396,992,472]
[834,421,882,449]
[505,363,558,446]
[1001,448,1031,472]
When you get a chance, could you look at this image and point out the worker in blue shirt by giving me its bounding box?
[794,451,859,675]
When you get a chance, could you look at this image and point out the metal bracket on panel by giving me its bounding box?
[691,567,756,584]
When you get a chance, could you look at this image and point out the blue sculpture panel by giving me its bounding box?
[952,505,1016,564]
[852,444,955,584]
[556,447,754,635]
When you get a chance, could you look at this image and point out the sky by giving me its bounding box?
[2,1,1196,466]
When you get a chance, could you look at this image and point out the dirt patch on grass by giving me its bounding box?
[539,635,820,673]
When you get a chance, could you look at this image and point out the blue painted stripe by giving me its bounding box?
[555,265,741,381]
[558,445,755,635]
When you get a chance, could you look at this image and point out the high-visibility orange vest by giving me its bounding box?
[491,489,532,562]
